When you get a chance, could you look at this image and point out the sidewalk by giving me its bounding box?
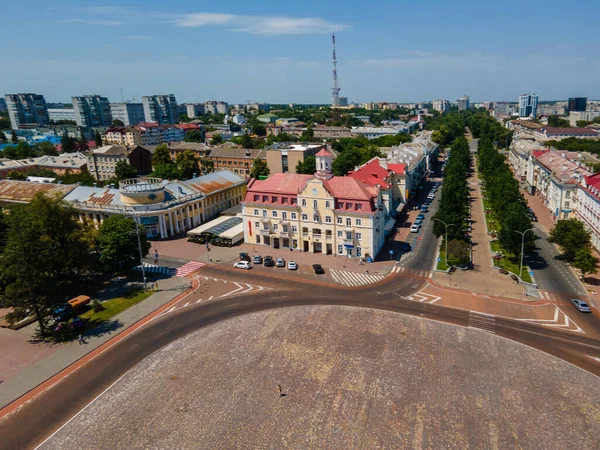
[0,276,191,408]
[432,152,536,301]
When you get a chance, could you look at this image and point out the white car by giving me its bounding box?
[233,261,251,269]
[427,193,435,200]
[287,260,298,270]
[410,224,421,233]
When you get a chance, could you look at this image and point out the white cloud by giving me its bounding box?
[63,18,125,26]
[125,35,152,41]
[171,13,349,35]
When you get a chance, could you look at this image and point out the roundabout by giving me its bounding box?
[37,304,600,449]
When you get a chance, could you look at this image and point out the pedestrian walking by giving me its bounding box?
[277,384,284,397]
[78,334,86,345]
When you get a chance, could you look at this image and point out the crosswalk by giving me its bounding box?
[174,261,205,277]
[133,263,175,275]
[329,269,386,287]
[390,266,433,278]
[468,311,496,334]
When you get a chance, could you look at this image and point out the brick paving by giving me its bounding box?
[39,306,600,450]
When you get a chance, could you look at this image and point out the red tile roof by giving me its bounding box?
[387,163,405,175]
[543,127,598,136]
[532,149,550,159]
[178,123,200,130]
[315,148,334,157]
[348,159,393,188]
[323,177,377,201]
[247,173,313,194]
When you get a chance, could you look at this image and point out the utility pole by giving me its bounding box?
[434,218,454,269]
[514,228,536,279]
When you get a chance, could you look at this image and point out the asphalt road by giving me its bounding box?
[1,266,600,450]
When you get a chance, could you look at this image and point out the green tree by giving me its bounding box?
[0,194,95,335]
[61,132,77,153]
[210,134,223,145]
[332,147,362,176]
[175,150,200,179]
[572,247,598,281]
[96,215,151,272]
[548,219,592,262]
[199,157,214,174]
[547,115,571,128]
[35,141,59,156]
[152,144,173,168]
[184,130,203,143]
[6,170,27,180]
[112,119,125,127]
[152,163,183,180]
[11,130,18,143]
[447,239,470,264]
[95,130,103,148]
[249,158,270,179]
[498,204,535,257]
[300,126,314,141]
[295,155,317,174]
[114,160,138,181]
[0,210,7,252]
[56,170,96,186]
[78,136,89,151]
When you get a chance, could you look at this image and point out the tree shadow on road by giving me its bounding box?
[85,319,124,338]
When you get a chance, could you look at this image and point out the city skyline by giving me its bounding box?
[2,1,600,103]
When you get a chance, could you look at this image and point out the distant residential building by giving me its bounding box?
[185,103,205,118]
[569,111,600,126]
[576,174,600,251]
[5,93,49,129]
[432,100,450,113]
[458,95,470,111]
[204,101,228,115]
[206,146,266,177]
[519,94,538,119]
[266,143,327,174]
[142,95,178,124]
[72,95,112,127]
[338,97,348,107]
[0,152,88,179]
[146,142,210,161]
[232,114,247,125]
[568,97,587,113]
[257,113,279,124]
[493,102,517,116]
[363,103,379,111]
[245,103,269,113]
[351,124,416,139]
[110,103,145,126]
[48,108,76,122]
[537,104,566,117]
[312,126,355,139]
[0,98,6,112]
[87,145,152,181]
[159,124,185,143]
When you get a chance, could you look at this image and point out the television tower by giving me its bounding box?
[331,33,340,108]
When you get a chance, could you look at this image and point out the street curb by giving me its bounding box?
[0,277,199,421]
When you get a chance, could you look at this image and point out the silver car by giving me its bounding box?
[571,299,591,313]
[275,257,285,267]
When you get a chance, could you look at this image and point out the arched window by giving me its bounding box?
[313,200,318,208]
[302,199,306,206]
[325,201,330,208]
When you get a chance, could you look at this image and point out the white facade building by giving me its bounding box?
[519,94,538,119]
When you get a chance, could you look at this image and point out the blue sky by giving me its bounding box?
[2,0,600,104]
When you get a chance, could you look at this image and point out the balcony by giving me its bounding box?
[260,229,270,236]
[344,238,353,245]
[279,231,289,238]
[260,217,270,223]
[345,225,354,231]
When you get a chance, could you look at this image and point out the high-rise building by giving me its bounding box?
[0,98,6,112]
[518,94,538,119]
[185,103,205,118]
[110,102,145,126]
[204,101,228,115]
[72,95,112,127]
[5,93,49,129]
[142,94,179,124]
[48,108,76,122]
[432,99,450,113]
[338,97,348,107]
[568,97,587,113]
[458,95,470,111]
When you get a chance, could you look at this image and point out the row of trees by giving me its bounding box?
[477,137,535,258]
[545,137,600,156]
[0,140,58,159]
[549,220,598,280]
[0,194,150,335]
[468,112,513,148]
[427,111,468,146]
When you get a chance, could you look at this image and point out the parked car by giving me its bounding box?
[239,252,251,262]
[233,261,251,269]
[400,242,412,252]
[414,218,423,225]
[275,257,285,267]
[571,299,591,313]
[288,260,298,270]
[427,193,435,200]
[410,224,421,233]
[420,206,429,213]
[416,214,425,220]
[264,257,275,267]
[312,264,325,274]
[253,255,263,264]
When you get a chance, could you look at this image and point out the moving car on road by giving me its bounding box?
[288,260,298,270]
[410,224,421,233]
[571,299,591,313]
[312,264,325,274]
[276,257,285,267]
[233,261,251,269]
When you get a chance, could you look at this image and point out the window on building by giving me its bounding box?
[356,219,362,226]
[566,191,571,198]
[272,196,278,203]
[255,222,259,228]
[346,218,351,227]
[262,195,268,202]
[346,231,352,240]
[356,247,362,257]
[356,233,362,240]
[313,200,318,208]
[313,228,321,235]
[313,215,319,222]
[273,224,278,231]
[291,198,297,205]
[254,209,259,216]
[337,202,344,209]
[272,211,278,218]
[337,217,343,224]
[262,210,267,218]
[302,214,308,221]
[292,226,297,233]
[283,225,288,232]
[337,231,343,237]
[302,199,306,206]
[338,245,344,254]
[565,202,570,208]
[291,212,297,220]
[254,195,260,201]
[282,212,287,220]
[346,203,352,209]
[325,201,330,208]
[282,197,288,204]
[356,203,362,210]
[325,216,332,223]
[302,227,309,234]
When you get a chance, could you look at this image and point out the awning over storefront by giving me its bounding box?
[384,217,397,234]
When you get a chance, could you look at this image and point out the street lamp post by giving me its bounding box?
[131,214,147,292]
[514,228,536,279]
[434,218,455,269]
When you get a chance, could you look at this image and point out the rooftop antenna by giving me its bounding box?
[120,88,124,102]
[331,32,340,108]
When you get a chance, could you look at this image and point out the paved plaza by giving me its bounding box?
[39,305,600,450]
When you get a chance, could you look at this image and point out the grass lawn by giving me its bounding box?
[490,241,532,283]
[436,244,448,270]
[81,288,152,323]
